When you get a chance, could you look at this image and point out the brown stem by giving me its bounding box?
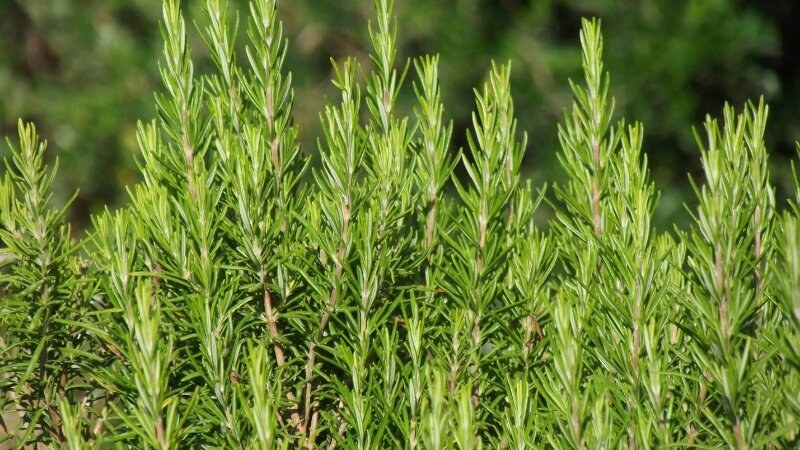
[92,412,105,440]
[687,424,697,447]
[301,134,351,440]
[733,419,745,450]
[304,410,320,450]
[261,282,302,427]
[303,340,319,429]
[265,84,274,128]
[46,405,66,449]
[699,382,707,406]
[523,315,534,360]
[302,240,346,439]
[572,398,583,450]
[426,189,436,249]
[156,415,168,450]
[263,286,285,366]
[326,411,348,450]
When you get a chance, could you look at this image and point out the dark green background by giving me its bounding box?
[2,0,799,230]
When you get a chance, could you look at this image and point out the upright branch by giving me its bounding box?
[540,291,587,450]
[121,281,182,449]
[598,121,679,447]
[549,18,623,447]
[156,0,206,202]
[411,54,456,445]
[367,0,401,135]
[302,57,363,445]
[414,56,455,253]
[209,0,307,421]
[556,18,618,240]
[774,175,800,439]
[244,0,305,234]
[243,343,281,448]
[442,62,523,442]
[0,122,80,448]
[683,102,774,448]
[509,199,553,369]
[742,100,774,317]
[366,0,414,248]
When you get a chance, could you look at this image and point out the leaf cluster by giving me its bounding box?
[1,1,799,448]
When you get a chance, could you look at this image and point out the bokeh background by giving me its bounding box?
[2,0,799,231]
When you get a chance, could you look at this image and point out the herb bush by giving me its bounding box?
[1,0,798,448]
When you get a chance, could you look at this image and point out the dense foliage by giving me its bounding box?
[1,0,799,448]
[2,0,798,228]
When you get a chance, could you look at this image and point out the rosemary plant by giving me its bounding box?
[1,1,799,448]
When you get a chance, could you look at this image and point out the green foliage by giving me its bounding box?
[1,0,799,448]
[0,122,90,447]
[2,0,792,229]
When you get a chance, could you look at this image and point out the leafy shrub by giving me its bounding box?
[1,0,798,448]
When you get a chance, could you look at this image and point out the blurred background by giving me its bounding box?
[1,0,799,231]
